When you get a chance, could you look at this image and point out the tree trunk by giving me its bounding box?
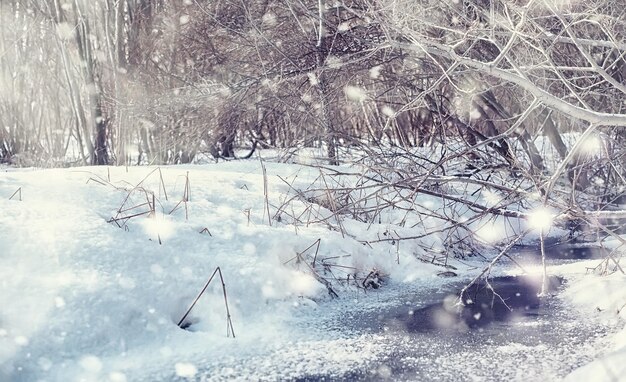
[72,0,108,165]
[316,0,338,165]
[541,110,568,160]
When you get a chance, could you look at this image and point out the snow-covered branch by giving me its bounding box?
[387,40,626,127]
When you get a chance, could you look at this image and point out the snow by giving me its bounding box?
[577,134,604,155]
[559,268,626,381]
[307,72,318,86]
[0,162,434,380]
[369,65,381,79]
[174,362,197,378]
[344,85,367,102]
[1,160,625,381]
[179,15,190,26]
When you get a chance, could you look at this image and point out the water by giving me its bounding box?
[511,243,608,261]
[297,246,616,381]
[390,274,564,333]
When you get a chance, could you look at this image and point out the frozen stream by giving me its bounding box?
[167,245,619,381]
[310,276,612,381]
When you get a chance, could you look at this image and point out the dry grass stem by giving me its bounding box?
[9,187,21,201]
[177,267,236,338]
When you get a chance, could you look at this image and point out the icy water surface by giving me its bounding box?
[296,246,615,381]
[511,242,608,261]
[307,275,609,381]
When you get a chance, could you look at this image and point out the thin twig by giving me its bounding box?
[260,158,272,226]
[159,168,168,201]
[177,267,236,338]
[9,187,21,201]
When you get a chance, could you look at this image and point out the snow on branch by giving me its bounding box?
[388,40,626,127]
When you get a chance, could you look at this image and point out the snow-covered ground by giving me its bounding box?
[560,266,626,381]
[1,160,624,381]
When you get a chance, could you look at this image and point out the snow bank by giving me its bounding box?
[0,162,439,381]
[561,269,626,381]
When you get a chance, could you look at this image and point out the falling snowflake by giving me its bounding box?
[344,85,367,102]
[370,66,382,79]
[175,362,198,378]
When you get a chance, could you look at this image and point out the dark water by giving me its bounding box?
[512,243,608,260]
[398,274,563,333]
